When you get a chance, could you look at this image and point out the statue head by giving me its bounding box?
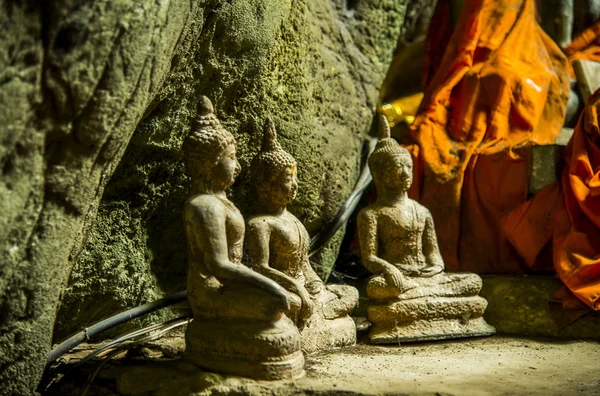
[183,96,240,191]
[251,118,298,206]
[368,115,413,192]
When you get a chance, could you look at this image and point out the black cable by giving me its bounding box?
[309,136,377,255]
[74,315,190,368]
[78,317,190,396]
[48,290,187,363]
[43,316,190,394]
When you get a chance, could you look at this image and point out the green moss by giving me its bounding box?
[481,276,600,339]
[55,0,408,338]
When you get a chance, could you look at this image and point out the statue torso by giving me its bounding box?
[261,210,310,281]
[221,197,245,263]
[185,194,245,277]
[374,199,427,274]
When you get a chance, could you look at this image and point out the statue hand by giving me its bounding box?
[279,292,292,311]
[272,286,293,311]
[305,280,324,295]
[298,296,315,329]
[260,286,293,318]
[299,288,314,312]
[419,265,443,278]
[383,267,405,291]
[383,266,418,293]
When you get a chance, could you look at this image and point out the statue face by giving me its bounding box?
[212,143,240,189]
[380,154,412,192]
[269,165,298,206]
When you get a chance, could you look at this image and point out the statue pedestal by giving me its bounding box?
[368,297,495,343]
[301,316,357,354]
[287,284,359,354]
[366,273,495,343]
[184,316,305,380]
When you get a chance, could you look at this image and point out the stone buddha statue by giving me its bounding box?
[182,97,304,379]
[245,118,359,354]
[357,115,495,343]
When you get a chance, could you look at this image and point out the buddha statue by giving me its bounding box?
[182,97,304,379]
[245,118,359,354]
[357,115,495,343]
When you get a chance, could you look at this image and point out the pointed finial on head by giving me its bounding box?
[198,96,214,116]
[184,96,235,178]
[379,115,391,139]
[262,117,281,152]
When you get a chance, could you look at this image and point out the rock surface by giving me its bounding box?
[1,1,201,393]
[0,0,410,393]
[481,275,600,339]
[54,0,410,341]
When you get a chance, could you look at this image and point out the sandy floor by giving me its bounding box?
[301,336,600,395]
[47,335,600,395]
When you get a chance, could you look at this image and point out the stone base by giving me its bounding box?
[368,296,488,323]
[301,316,356,354]
[368,317,496,344]
[366,294,495,344]
[184,349,305,381]
[184,316,304,380]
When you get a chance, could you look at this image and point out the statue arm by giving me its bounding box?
[245,220,314,323]
[188,204,291,310]
[421,212,445,276]
[245,221,309,297]
[357,210,398,275]
[302,259,325,295]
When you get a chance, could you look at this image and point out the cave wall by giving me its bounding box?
[55,0,409,340]
[1,0,202,394]
[0,0,410,393]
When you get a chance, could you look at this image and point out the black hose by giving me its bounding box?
[74,315,190,368]
[48,290,187,364]
[78,316,190,396]
[309,136,377,255]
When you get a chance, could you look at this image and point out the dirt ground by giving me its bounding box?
[302,336,600,395]
[45,335,600,396]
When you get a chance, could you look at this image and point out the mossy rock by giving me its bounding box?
[0,1,412,394]
[54,0,409,341]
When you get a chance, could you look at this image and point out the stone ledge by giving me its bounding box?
[529,128,573,196]
[480,275,600,339]
[49,336,600,395]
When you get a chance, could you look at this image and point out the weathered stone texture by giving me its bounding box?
[368,296,488,323]
[481,276,600,339]
[0,0,410,393]
[1,1,204,394]
[54,0,409,342]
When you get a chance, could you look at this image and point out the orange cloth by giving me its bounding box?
[500,183,561,271]
[503,90,600,310]
[501,20,600,310]
[557,91,600,310]
[408,0,570,273]
[564,21,600,78]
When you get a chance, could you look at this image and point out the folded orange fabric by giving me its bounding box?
[553,90,600,309]
[502,19,600,310]
[500,183,561,270]
[408,0,570,272]
[504,90,600,310]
